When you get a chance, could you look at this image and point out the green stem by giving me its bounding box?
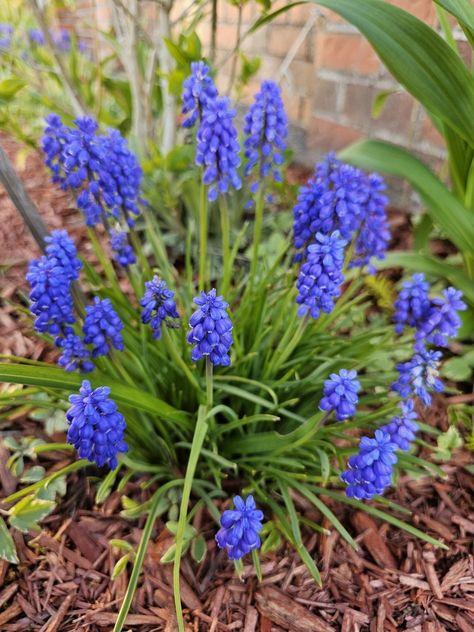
[206,356,213,410]
[199,180,208,291]
[249,187,265,290]
[87,228,121,293]
[162,328,200,393]
[220,195,232,296]
[173,406,208,632]
[265,315,307,378]
[113,480,183,632]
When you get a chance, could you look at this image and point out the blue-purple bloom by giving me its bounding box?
[195,97,242,201]
[140,276,180,340]
[393,273,431,335]
[51,28,71,52]
[215,495,263,560]
[181,61,218,129]
[341,429,398,500]
[243,80,287,190]
[295,231,347,319]
[56,332,94,373]
[110,230,136,267]
[187,289,233,366]
[29,28,45,45]
[319,369,361,421]
[392,348,444,406]
[350,173,390,271]
[0,24,13,49]
[415,287,466,349]
[42,115,142,228]
[26,256,75,335]
[45,229,82,281]
[83,298,124,357]
[66,380,128,469]
[381,399,418,452]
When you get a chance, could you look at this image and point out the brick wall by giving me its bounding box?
[64,1,472,207]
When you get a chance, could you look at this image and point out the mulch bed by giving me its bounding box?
[1,136,474,630]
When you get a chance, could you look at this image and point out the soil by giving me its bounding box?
[0,136,473,631]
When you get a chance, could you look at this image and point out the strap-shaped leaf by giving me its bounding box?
[433,0,474,31]
[0,363,191,426]
[251,0,474,148]
[339,139,474,254]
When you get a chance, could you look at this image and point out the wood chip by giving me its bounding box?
[351,512,397,570]
[255,586,335,632]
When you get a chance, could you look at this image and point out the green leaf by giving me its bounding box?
[260,526,282,554]
[339,140,474,254]
[0,78,26,100]
[434,426,463,461]
[9,495,55,533]
[0,364,191,426]
[0,517,18,564]
[190,535,207,563]
[165,521,196,539]
[377,252,474,305]
[20,466,45,483]
[252,0,474,147]
[112,554,130,580]
[110,539,134,553]
[37,475,67,501]
[371,89,397,118]
[442,357,473,381]
[433,0,474,32]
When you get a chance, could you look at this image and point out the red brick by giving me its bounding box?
[313,78,338,114]
[421,114,446,149]
[388,0,437,25]
[372,91,414,137]
[282,93,303,122]
[308,116,364,151]
[267,25,310,60]
[216,23,238,51]
[288,60,316,97]
[343,84,376,130]
[316,33,380,75]
[272,2,312,25]
[458,41,473,69]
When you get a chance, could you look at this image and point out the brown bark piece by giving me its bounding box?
[255,586,335,632]
[351,512,397,570]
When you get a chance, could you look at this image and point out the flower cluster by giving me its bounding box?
[0,23,13,49]
[292,154,390,269]
[26,256,75,335]
[66,380,128,469]
[188,289,233,366]
[416,287,466,349]
[83,298,124,357]
[140,276,180,340]
[381,399,419,452]
[110,230,136,267]
[28,28,44,45]
[195,97,242,201]
[216,495,264,560]
[393,273,431,335]
[320,369,361,421]
[243,80,287,191]
[57,333,94,373]
[42,115,142,256]
[341,429,398,500]
[45,230,82,281]
[296,231,347,319]
[181,61,218,129]
[392,348,444,406]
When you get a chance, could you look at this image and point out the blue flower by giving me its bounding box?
[292,154,367,261]
[51,28,71,52]
[381,399,418,452]
[83,298,124,357]
[196,97,242,201]
[415,287,466,349]
[140,276,180,339]
[42,115,142,228]
[393,273,431,335]
[187,289,233,366]
[341,429,398,500]
[319,368,361,421]
[66,380,128,469]
[0,23,13,49]
[243,80,287,190]
[350,173,390,271]
[392,348,444,406]
[56,332,94,373]
[181,61,218,129]
[295,231,347,319]
[110,230,136,267]
[28,28,44,45]
[215,495,263,560]
[26,256,75,335]
[45,229,82,281]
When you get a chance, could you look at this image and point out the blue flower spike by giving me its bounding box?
[66,380,128,469]
[319,369,361,421]
[381,399,419,452]
[83,297,124,357]
[392,348,444,406]
[140,276,180,340]
[187,289,233,366]
[216,495,264,560]
[181,61,218,129]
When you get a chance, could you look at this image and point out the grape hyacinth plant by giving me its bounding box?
[2,63,469,632]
